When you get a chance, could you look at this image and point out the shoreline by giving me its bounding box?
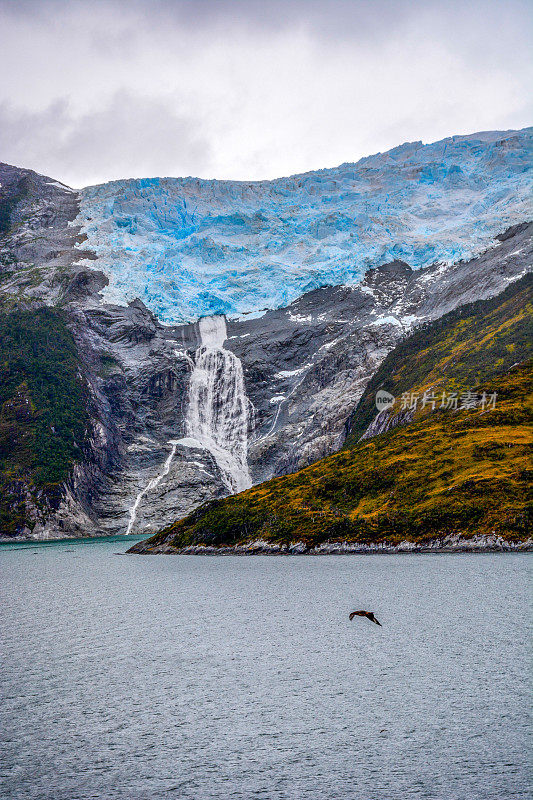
[129,535,533,555]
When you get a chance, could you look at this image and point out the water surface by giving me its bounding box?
[1,538,531,799]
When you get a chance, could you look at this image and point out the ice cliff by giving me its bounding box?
[76,128,532,323]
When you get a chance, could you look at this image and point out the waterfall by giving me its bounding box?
[125,314,252,534]
[125,441,178,535]
[184,315,252,494]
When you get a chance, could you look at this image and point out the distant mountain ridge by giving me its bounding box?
[77,127,533,322]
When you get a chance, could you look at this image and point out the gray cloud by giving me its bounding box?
[5,0,531,40]
[0,93,212,187]
[0,0,531,187]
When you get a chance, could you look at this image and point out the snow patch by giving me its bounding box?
[274,364,311,379]
[46,180,76,193]
[288,313,313,323]
[371,315,403,327]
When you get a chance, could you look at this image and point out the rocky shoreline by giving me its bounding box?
[128,534,533,555]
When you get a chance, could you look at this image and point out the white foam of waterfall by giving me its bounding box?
[183,315,252,494]
[125,440,179,535]
[125,314,252,533]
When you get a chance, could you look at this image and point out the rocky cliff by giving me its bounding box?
[0,129,531,539]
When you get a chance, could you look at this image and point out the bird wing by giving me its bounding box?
[349,610,382,625]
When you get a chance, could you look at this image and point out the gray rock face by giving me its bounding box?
[231,224,532,480]
[0,161,531,538]
[358,408,415,441]
[0,163,99,308]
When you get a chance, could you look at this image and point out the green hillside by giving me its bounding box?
[138,275,532,552]
[0,308,89,535]
[345,272,532,443]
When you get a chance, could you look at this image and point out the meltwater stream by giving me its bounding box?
[125,442,179,535]
[126,315,252,533]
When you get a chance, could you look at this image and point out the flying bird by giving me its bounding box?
[349,610,382,626]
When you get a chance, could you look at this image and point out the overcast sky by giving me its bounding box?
[0,0,531,188]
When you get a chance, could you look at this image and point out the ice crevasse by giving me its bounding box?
[76,127,533,324]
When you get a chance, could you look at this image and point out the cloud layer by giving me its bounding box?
[0,0,531,187]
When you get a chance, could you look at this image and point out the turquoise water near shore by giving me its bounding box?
[1,538,531,799]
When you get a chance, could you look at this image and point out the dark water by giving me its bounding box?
[0,538,531,800]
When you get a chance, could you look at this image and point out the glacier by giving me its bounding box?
[76,127,533,323]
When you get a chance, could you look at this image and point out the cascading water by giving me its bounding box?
[125,441,179,535]
[184,315,252,494]
[125,314,252,533]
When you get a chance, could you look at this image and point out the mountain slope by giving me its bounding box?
[345,271,533,443]
[0,133,531,539]
[77,128,533,323]
[131,277,533,553]
[0,308,90,536]
[235,222,532,483]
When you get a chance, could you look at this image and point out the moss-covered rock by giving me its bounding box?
[0,307,89,535]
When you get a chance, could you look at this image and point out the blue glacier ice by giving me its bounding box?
[77,128,533,323]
